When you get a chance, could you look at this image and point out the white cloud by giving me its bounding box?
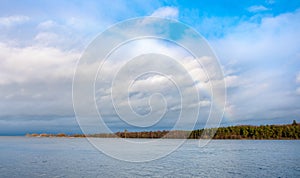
[181,57,209,83]
[1,4,299,131]
[34,32,60,45]
[211,9,300,121]
[151,7,179,19]
[0,34,213,124]
[88,37,217,124]
[213,9,300,64]
[0,43,79,84]
[130,75,172,92]
[247,5,269,12]
[198,100,210,107]
[37,20,57,29]
[224,75,240,88]
[0,43,80,116]
[296,72,300,83]
[0,15,29,27]
[296,87,300,95]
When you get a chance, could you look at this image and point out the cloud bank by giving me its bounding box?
[0,1,300,134]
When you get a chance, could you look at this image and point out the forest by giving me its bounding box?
[27,120,300,139]
[189,120,300,139]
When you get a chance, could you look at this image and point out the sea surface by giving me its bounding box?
[0,137,299,177]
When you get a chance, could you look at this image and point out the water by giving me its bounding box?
[0,137,299,177]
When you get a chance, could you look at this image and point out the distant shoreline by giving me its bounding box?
[25,121,300,140]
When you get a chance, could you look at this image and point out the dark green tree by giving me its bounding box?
[292,120,297,126]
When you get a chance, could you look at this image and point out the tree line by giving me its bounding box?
[189,120,299,139]
[27,120,300,139]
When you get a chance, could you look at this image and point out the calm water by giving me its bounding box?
[0,137,299,178]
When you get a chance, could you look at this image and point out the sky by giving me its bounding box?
[0,0,300,135]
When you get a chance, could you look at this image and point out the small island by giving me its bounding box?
[26,120,300,139]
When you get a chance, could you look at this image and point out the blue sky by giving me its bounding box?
[0,0,300,135]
